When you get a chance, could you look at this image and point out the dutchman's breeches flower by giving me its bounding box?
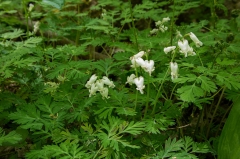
[33,21,40,33]
[28,3,34,12]
[135,57,146,67]
[89,83,98,97]
[134,76,145,94]
[170,62,178,80]
[164,46,176,54]
[142,60,155,76]
[178,39,195,57]
[126,74,136,85]
[100,87,109,99]
[85,74,98,88]
[102,76,115,88]
[130,51,146,68]
[85,75,115,99]
[189,32,203,47]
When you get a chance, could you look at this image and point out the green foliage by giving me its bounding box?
[0,127,22,146]
[0,0,239,158]
[218,99,240,159]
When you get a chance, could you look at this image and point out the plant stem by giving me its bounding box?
[151,51,176,115]
[93,145,103,159]
[170,83,178,100]
[170,0,175,46]
[151,67,169,115]
[215,102,233,136]
[144,75,150,118]
[128,0,139,51]
[206,86,226,138]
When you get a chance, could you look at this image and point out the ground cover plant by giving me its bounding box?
[0,0,240,158]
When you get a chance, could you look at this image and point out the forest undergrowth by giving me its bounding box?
[0,0,240,158]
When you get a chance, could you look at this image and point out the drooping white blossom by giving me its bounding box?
[142,60,155,76]
[130,51,145,59]
[95,80,104,91]
[33,21,40,33]
[134,76,145,94]
[176,30,183,38]
[28,3,34,12]
[99,87,109,99]
[89,83,98,97]
[189,32,203,47]
[102,76,115,88]
[150,28,159,34]
[130,51,146,68]
[135,57,146,67]
[170,62,178,80]
[164,46,176,54]
[162,17,170,23]
[85,74,98,88]
[126,74,136,85]
[178,39,195,57]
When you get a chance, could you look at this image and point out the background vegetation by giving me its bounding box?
[0,0,240,158]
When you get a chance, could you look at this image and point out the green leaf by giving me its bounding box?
[116,107,136,116]
[196,76,217,93]
[9,104,44,130]
[177,84,204,102]
[24,37,42,48]
[1,29,24,39]
[216,57,236,66]
[0,127,22,146]
[174,74,197,84]
[42,0,65,10]
[218,99,240,159]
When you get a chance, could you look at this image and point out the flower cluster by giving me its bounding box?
[85,74,115,99]
[126,51,155,94]
[163,31,203,81]
[126,74,145,94]
[150,17,170,34]
[130,51,155,76]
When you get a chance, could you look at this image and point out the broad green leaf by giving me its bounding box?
[218,99,240,159]
[196,76,217,93]
[177,84,204,102]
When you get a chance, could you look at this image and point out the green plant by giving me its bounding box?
[0,0,240,158]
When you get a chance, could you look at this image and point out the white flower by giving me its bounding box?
[102,76,115,88]
[142,60,155,76]
[33,21,40,33]
[176,30,182,38]
[130,51,146,68]
[178,39,195,57]
[95,80,104,91]
[155,21,162,26]
[134,76,145,94]
[85,74,98,88]
[130,51,145,59]
[159,25,168,32]
[150,28,159,34]
[126,74,136,85]
[28,3,34,12]
[164,46,176,54]
[135,57,146,67]
[99,87,109,99]
[189,32,203,47]
[89,83,98,97]
[170,62,178,80]
[162,17,170,23]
